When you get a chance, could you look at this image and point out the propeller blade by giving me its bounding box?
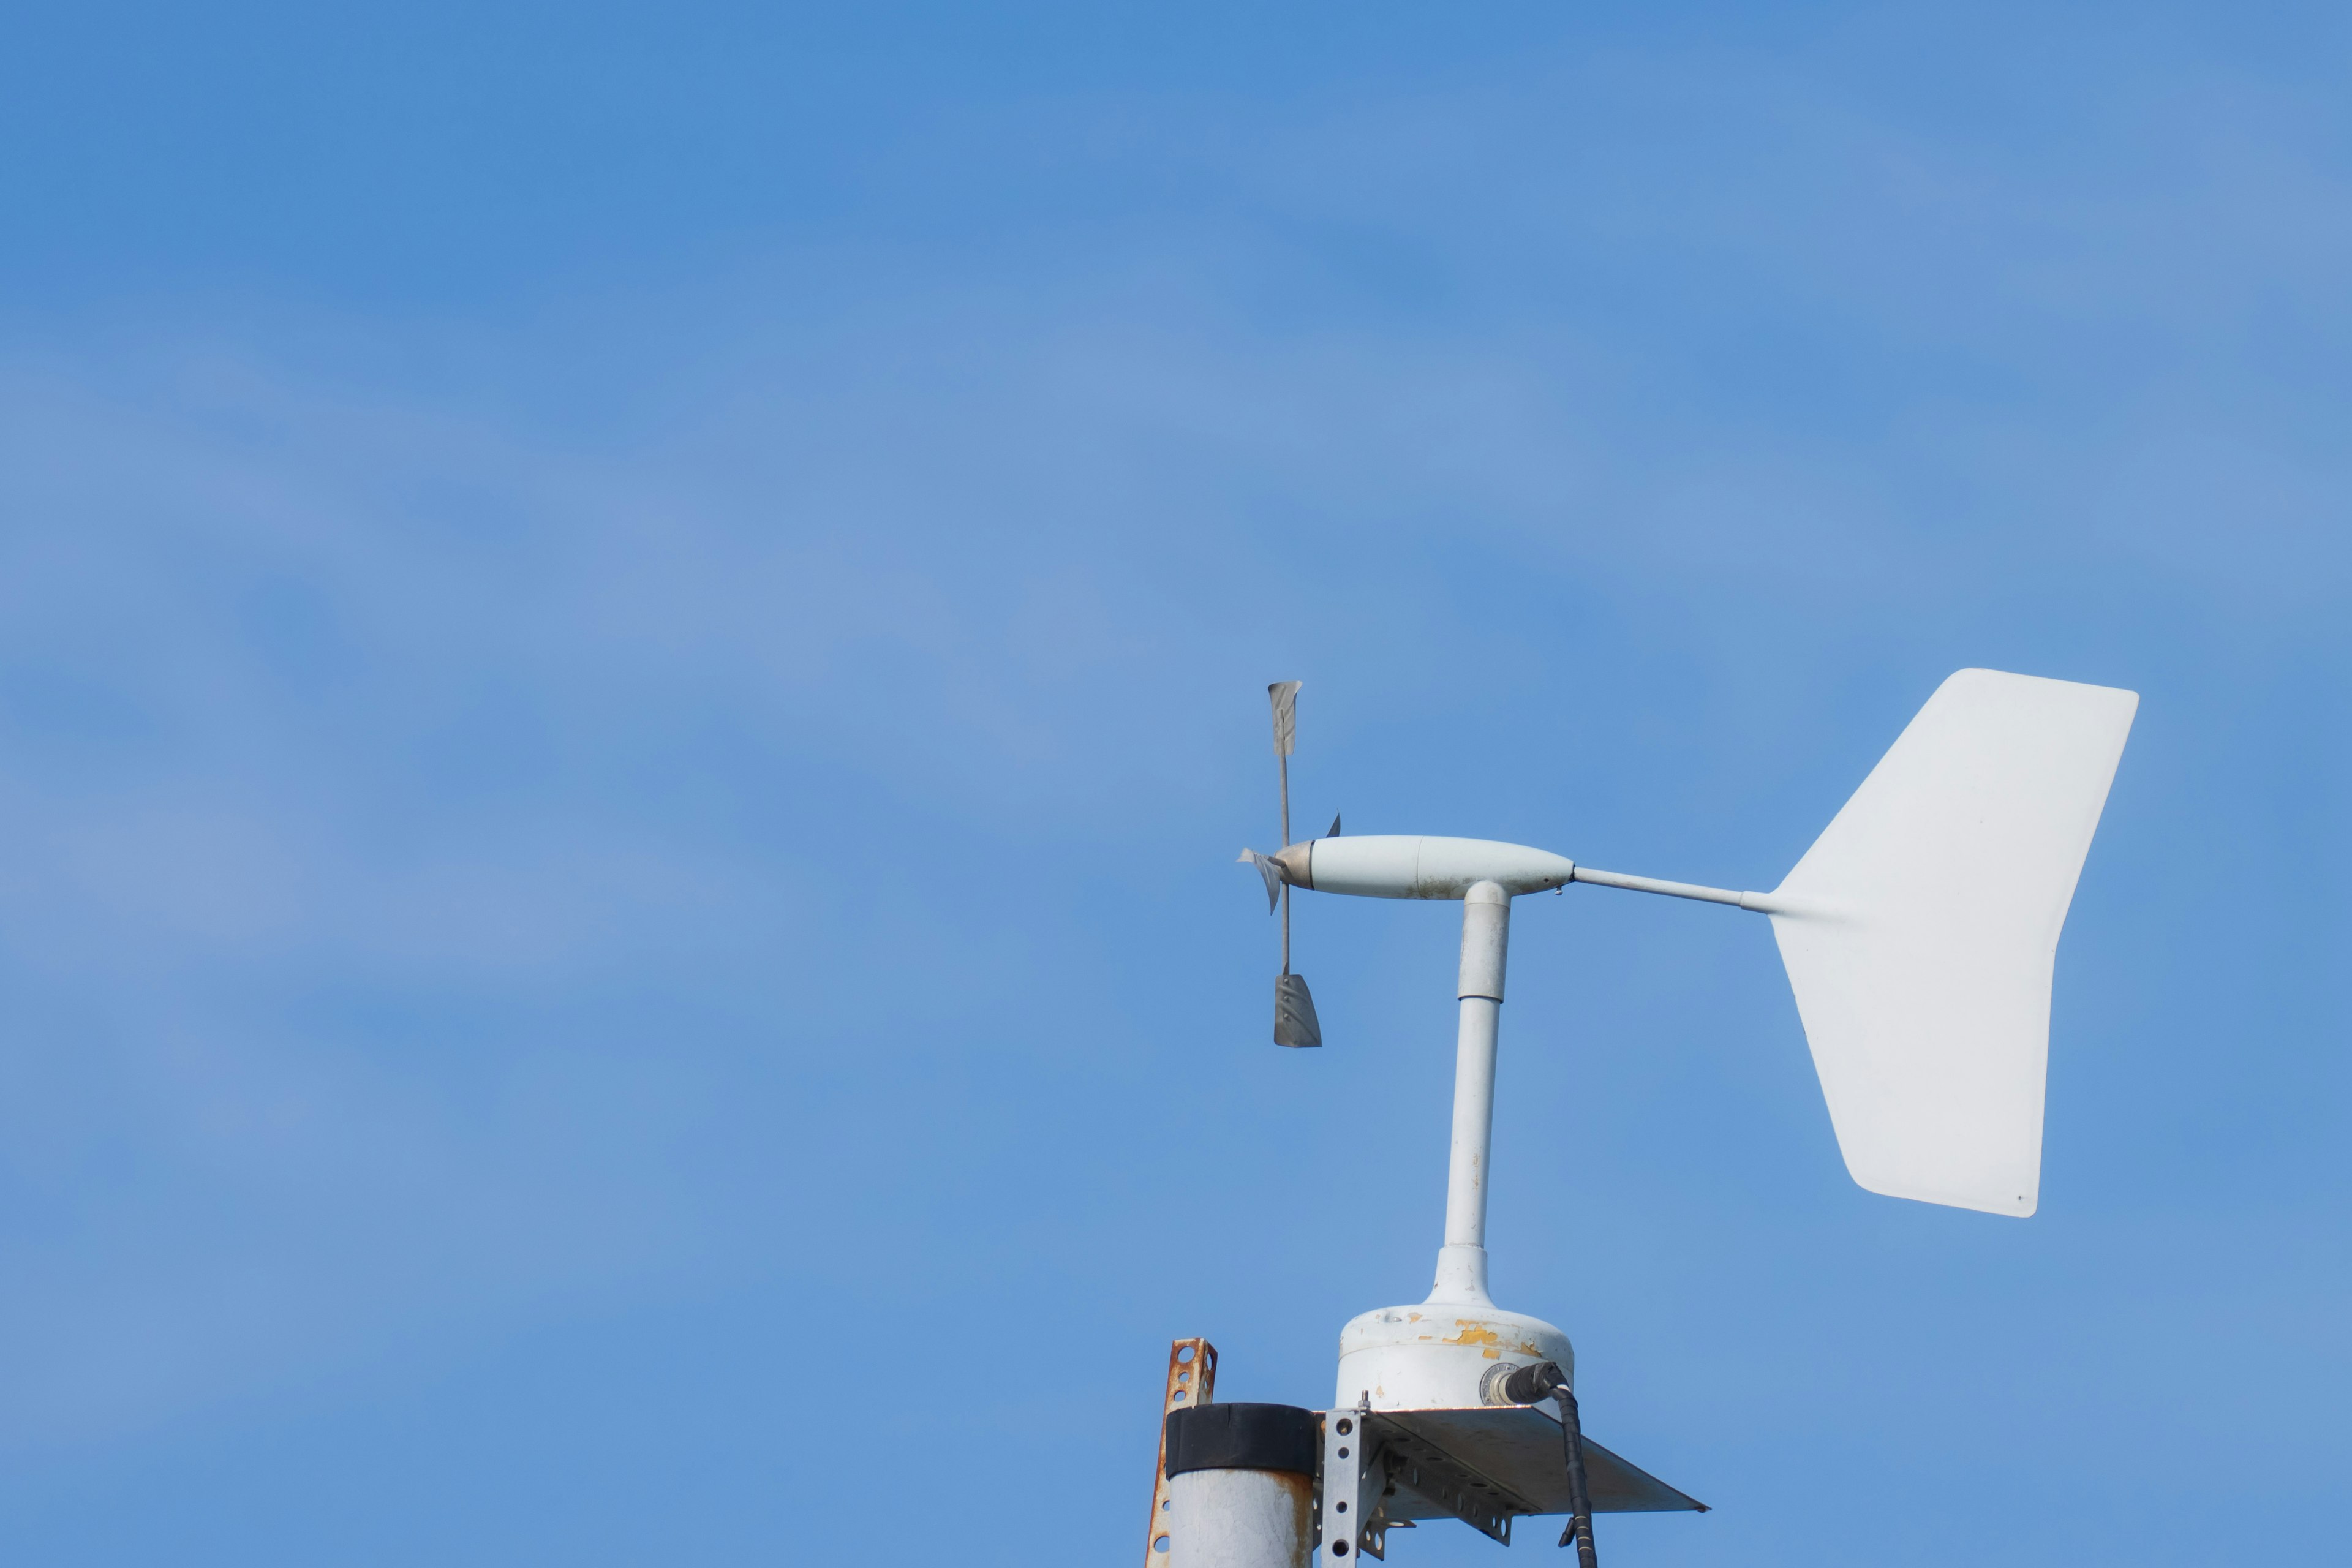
[1326,812,1341,838]
[1268,681,1301,758]
[1237,848,1283,913]
[1270,680,1301,850]
[1262,682,1317,1044]
[1274,972,1322,1048]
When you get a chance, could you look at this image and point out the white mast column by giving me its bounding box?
[1431,880,1509,1306]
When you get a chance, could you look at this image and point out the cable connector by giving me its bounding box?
[1499,1360,1569,1405]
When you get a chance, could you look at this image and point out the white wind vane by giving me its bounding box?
[1158,670,2137,1568]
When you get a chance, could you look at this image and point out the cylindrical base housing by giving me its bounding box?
[1336,1302,1574,1411]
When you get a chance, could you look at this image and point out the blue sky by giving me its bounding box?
[1,4,2346,1563]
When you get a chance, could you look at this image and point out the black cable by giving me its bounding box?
[1493,1361,1599,1564]
[1553,1387,1599,1568]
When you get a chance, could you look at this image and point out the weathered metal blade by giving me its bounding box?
[1275,972,1322,1048]
[1268,680,1301,758]
[1238,848,1283,913]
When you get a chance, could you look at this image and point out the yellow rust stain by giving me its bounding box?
[1442,1321,1504,1351]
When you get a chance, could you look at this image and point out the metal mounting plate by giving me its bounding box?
[1373,1407,1706,1520]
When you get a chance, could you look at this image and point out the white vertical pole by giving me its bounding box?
[1166,1471,1314,1568]
[1431,880,1509,1306]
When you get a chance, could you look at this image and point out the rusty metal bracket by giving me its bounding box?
[1142,1338,1218,1567]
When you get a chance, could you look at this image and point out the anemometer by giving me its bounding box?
[1147,671,2137,1568]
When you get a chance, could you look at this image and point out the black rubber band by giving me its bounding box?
[1164,1403,1320,1479]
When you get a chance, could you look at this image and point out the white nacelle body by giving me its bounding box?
[1272,835,1575,900]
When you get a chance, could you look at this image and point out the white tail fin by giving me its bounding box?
[1765,669,2138,1216]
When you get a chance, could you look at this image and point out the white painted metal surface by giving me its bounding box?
[1167,1469,1312,1568]
[1765,668,2138,1215]
[1457,883,1510,1003]
[1438,881,1510,1307]
[1276,835,1575,899]
[1566,865,1749,907]
[1336,1303,1575,1412]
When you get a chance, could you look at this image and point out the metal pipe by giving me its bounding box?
[1166,1470,1312,1568]
[1163,1402,1317,1568]
[1444,996,1500,1251]
[1278,753,1292,972]
[1278,752,1291,846]
[1569,865,1754,907]
[1433,881,1509,1305]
